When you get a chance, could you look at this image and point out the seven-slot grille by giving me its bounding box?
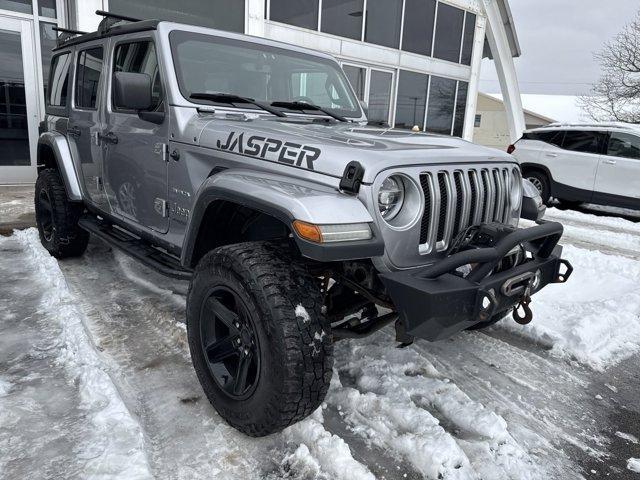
[419,167,520,254]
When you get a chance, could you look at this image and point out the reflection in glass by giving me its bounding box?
[402,0,436,56]
[426,76,456,135]
[110,0,244,32]
[0,29,29,166]
[0,0,31,15]
[48,53,71,107]
[460,13,476,66]
[433,3,464,63]
[40,22,57,100]
[364,0,403,49]
[321,0,363,40]
[368,70,392,124]
[269,0,318,30]
[395,70,428,130]
[453,81,468,137]
[343,65,365,101]
[75,47,104,109]
[38,0,56,17]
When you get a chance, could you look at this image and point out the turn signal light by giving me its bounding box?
[292,220,322,243]
[292,221,373,244]
[507,144,516,154]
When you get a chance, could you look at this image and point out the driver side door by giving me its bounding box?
[103,37,170,233]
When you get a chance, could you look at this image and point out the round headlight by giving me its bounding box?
[378,175,405,220]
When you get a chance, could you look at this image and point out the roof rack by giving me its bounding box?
[95,10,142,34]
[542,121,640,131]
[53,26,88,47]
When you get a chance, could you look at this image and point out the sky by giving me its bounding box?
[479,0,640,96]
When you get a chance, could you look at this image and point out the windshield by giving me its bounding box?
[169,30,361,118]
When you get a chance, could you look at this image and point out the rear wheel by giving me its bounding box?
[187,242,333,437]
[524,171,551,205]
[35,169,89,258]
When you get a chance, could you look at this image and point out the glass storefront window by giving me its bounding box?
[270,0,318,30]
[110,0,245,32]
[38,0,56,18]
[460,12,476,66]
[343,65,365,101]
[0,0,31,15]
[426,75,456,135]
[368,70,392,124]
[364,0,402,49]
[453,81,468,137]
[395,70,428,130]
[402,0,436,57]
[39,21,56,100]
[433,3,464,63]
[321,0,363,40]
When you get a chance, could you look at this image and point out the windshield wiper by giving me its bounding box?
[189,92,287,118]
[270,100,348,123]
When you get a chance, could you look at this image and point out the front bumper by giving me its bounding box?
[379,222,572,342]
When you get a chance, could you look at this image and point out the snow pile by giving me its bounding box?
[328,341,550,479]
[499,244,640,370]
[283,408,375,480]
[14,229,153,479]
[628,458,640,473]
[616,432,639,444]
[0,378,11,397]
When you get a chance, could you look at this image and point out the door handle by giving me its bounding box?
[545,153,558,158]
[603,159,617,165]
[100,132,119,145]
[68,126,81,137]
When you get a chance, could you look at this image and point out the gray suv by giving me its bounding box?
[35,11,572,436]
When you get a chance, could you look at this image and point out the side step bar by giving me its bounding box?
[79,216,193,281]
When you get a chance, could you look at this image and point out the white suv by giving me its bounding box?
[508,123,640,210]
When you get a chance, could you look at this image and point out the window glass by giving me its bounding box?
[426,76,456,135]
[433,3,464,63]
[452,81,468,137]
[523,130,564,146]
[562,130,606,154]
[170,31,360,118]
[270,0,318,30]
[402,0,436,56]
[460,12,476,65]
[607,132,640,160]
[75,47,104,109]
[113,41,163,111]
[474,114,481,128]
[110,0,244,32]
[48,53,71,107]
[368,70,392,124]
[38,0,56,17]
[364,0,403,49]
[343,65,365,101]
[321,0,363,40]
[0,0,31,14]
[394,70,428,130]
[40,22,57,101]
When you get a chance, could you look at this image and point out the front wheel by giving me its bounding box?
[186,242,333,437]
[35,169,89,258]
[524,171,551,205]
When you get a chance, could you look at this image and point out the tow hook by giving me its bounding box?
[512,283,534,325]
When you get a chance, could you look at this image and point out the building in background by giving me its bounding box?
[0,0,524,185]
[473,92,554,150]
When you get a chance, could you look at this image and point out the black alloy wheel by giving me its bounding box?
[37,188,55,242]
[200,286,260,399]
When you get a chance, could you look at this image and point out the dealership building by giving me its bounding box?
[0,0,523,185]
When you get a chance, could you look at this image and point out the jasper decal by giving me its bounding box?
[216,131,321,170]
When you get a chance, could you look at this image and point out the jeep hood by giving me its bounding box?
[193,115,516,184]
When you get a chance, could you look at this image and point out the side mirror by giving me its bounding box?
[113,72,152,111]
[521,178,546,221]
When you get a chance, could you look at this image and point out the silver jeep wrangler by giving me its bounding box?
[35,11,572,437]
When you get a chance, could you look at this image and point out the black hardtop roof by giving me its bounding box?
[53,19,160,51]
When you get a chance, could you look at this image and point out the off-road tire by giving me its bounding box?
[187,242,333,437]
[35,169,89,258]
[524,171,551,205]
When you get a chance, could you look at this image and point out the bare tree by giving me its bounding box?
[580,13,640,123]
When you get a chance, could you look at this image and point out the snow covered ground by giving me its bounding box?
[1,206,639,479]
